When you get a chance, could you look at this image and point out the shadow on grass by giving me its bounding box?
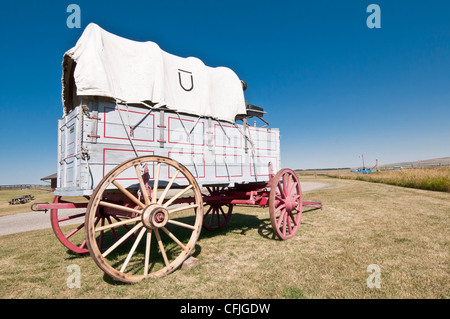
[200,207,320,240]
[101,243,204,286]
[65,249,90,260]
[200,212,265,239]
[66,208,321,285]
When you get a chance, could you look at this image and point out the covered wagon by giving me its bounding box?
[33,23,321,283]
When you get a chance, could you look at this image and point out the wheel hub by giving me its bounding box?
[284,194,300,212]
[284,197,295,212]
[141,204,169,229]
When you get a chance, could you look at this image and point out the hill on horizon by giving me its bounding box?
[296,156,450,171]
[380,156,450,168]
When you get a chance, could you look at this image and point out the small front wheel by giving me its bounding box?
[269,169,302,240]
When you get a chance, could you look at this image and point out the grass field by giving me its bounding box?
[0,176,448,298]
[343,167,450,192]
[0,189,88,218]
[0,189,55,217]
[299,167,450,193]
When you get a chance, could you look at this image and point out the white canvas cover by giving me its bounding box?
[62,23,247,122]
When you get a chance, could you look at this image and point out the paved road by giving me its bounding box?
[0,182,329,236]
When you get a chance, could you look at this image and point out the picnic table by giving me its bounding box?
[9,194,35,205]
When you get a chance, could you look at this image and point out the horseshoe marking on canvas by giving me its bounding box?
[178,69,194,92]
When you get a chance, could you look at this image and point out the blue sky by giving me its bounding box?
[0,0,449,184]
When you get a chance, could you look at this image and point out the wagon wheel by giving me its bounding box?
[203,186,233,230]
[50,195,139,254]
[50,196,90,254]
[85,155,203,283]
[269,169,303,240]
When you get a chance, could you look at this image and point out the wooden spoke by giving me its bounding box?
[57,212,86,223]
[274,203,285,214]
[157,170,180,205]
[168,204,199,214]
[163,184,193,208]
[152,162,161,204]
[208,208,216,227]
[65,222,85,240]
[112,180,146,209]
[167,219,196,230]
[135,164,150,205]
[144,229,152,277]
[120,227,147,273]
[277,181,286,199]
[154,228,169,267]
[219,206,226,220]
[203,205,213,217]
[98,217,105,250]
[95,216,141,232]
[276,208,286,229]
[161,227,186,251]
[282,212,288,237]
[106,216,119,243]
[102,222,143,258]
[112,216,133,232]
[288,211,298,225]
[290,182,298,196]
[284,174,293,197]
[275,193,284,202]
[79,240,87,249]
[99,201,142,215]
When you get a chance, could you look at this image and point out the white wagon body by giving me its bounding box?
[55,98,280,196]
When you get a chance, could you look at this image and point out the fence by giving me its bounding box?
[0,184,51,190]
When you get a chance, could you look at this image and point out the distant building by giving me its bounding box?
[41,173,57,191]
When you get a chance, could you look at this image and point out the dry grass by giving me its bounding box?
[0,189,55,217]
[0,176,448,298]
[301,167,450,193]
[352,167,450,192]
[0,189,88,217]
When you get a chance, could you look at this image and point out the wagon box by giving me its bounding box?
[55,99,281,196]
[32,23,321,283]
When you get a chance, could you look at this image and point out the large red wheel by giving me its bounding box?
[269,169,302,240]
[203,187,233,230]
